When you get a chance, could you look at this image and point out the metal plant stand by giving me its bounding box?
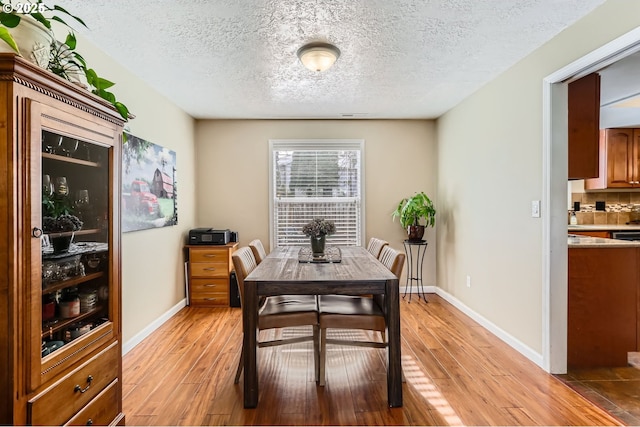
[402,239,428,302]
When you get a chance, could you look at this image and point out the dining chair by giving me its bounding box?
[366,237,389,259]
[317,245,405,386]
[232,246,320,384]
[249,239,268,264]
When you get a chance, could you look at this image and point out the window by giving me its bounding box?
[269,139,364,247]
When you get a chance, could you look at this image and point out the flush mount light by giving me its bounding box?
[297,42,341,72]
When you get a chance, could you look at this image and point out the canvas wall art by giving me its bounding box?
[122,132,177,232]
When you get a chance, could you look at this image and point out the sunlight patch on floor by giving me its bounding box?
[403,354,464,426]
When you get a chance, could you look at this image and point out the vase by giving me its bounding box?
[310,235,326,256]
[407,225,425,242]
[51,232,74,253]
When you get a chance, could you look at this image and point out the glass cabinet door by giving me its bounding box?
[27,100,121,391]
[40,129,111,352]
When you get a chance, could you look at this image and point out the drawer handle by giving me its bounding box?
[204,298,217,301]
[204,267,216,271]
[204,254,217,258]
[74,375,93,394]
[86,419,93,426]
[204,284,217,287]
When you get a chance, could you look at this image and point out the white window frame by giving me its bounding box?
[268,139,365,249]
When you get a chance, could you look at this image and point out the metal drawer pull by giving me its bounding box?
[86,419,93,426]
[74,375,93,393]
[32,227,43,238]
[204,267,216,271]
[204,284,217,287]
[204,254,217,258]
[204,298,217,301]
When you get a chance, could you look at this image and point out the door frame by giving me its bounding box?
[543,26,640,373]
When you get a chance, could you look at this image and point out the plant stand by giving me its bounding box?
[402,239,428,302]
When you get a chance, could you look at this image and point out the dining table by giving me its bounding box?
[242,245,402,408]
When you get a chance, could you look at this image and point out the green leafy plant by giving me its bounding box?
[0,0,86,54]
[0,1,130,121]
[49,32,130,120]
[391,191,436,229]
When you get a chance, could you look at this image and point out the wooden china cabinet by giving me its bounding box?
[0,54,125,425]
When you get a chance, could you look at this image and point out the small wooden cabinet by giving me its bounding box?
[0,54,124,425]
[586,128,640,189]
[568,72,601,180]
[186,243,238,307]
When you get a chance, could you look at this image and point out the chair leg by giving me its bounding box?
[313,325,320,383]
[319,327,327,386]
[234,346,244,384]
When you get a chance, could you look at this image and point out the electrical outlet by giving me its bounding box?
[531,200,541,218]
[466,275,471,288]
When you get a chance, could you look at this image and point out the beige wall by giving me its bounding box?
[71,32,197,345]
[437,0,640,354]
[194,119,438,286]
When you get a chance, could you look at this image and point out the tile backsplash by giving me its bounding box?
[570,191,640,224]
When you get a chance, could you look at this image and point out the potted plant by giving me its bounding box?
[42,183,83,252]
[302,218,336,256]
[391,191,436,242]
[0,1,84,63]
[0,1,130,120]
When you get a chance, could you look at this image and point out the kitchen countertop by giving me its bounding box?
[568,224,640,231]
[568,234,640,248]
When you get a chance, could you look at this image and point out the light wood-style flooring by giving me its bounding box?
[122,294,623,426]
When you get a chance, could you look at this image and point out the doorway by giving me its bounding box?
[544,27,640,373]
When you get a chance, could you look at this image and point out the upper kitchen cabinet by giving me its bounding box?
[585,128,640,189]
[568,73,601,180]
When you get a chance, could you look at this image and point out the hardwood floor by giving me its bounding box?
[122,294,623,426]
[556,353,640,425]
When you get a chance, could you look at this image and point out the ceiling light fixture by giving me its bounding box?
[297,42,340,72]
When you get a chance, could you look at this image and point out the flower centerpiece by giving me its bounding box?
[302,218,336,256]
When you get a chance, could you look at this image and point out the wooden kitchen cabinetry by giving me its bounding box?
[0,54,124,425]
[568,246,638,368]
[568,72,600,180]
[585,128,640,189]
[186,243,238,307]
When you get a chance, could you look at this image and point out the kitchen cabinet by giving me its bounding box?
[569,230,611,238]
[0,54,124,425]
[568,73,600,180]
[568,246,638,368]
[585,128,640,189]
[186,243,238,307]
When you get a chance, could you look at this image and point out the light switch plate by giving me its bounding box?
[531,200,541,218]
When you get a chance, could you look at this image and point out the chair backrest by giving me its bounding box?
[232,247,258,302]
[378,246,405,278]
[366,237,389,259]
[249,239,268,264]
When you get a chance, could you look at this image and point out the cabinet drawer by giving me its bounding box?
[64,379,119,426]
[191,278,229,294]
[190,262,228,278]
[190,248,229,263]
[190,292,229,306]
[29,342,119,426]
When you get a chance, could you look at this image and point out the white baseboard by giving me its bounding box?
[122,298,187,356]
[433,287,544,368]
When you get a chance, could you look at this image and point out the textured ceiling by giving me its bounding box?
[55,0,606,119]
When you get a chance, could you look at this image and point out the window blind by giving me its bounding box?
[270,140,364,247]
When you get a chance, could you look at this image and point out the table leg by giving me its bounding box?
[243,280,259,408]
[386,278,403,407]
